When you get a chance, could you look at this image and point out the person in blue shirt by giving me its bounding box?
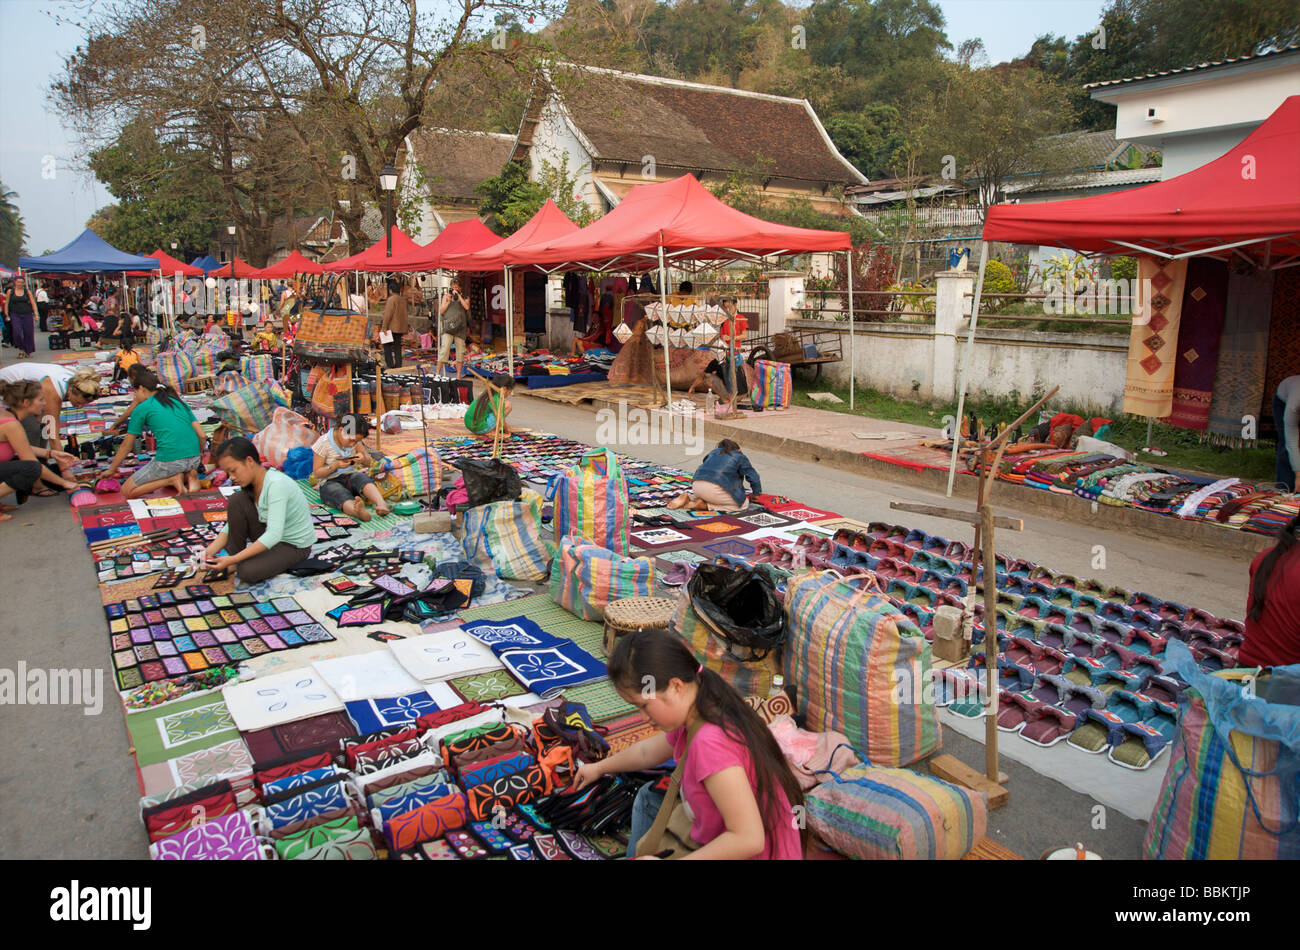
[668,439,761,512]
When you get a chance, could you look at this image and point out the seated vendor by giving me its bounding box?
[669,439,760,512]
[102,369,207,497]
[312,412,391,521]
[3,380,79,491]
[1239,513,1300,668]
[0,363,102,444]
[203,436,315,584]
[464,375,515,439]
[0,383,82,515]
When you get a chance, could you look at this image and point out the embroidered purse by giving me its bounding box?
[466,764,550,821]
[351,737,425,776]
[382,791,469,853]
[459,751,536,788]
[292,828,379,860]
[254,751,335,789]
[370,782,459,824]
[344,727,420,770]
[142,781,238,842]
[272,815,361,860]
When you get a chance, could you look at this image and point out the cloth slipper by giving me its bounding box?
[1039,622,1069,652]
[1108,720,1172,770]
[1067,708,1128,753]
[933,668,984,709]
[1064,655,1111,687]
[996,690,1039,732]
[1139,674,1187,706]
[1019,704,1079,747]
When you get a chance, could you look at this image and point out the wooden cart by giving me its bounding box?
[741,328,844,382]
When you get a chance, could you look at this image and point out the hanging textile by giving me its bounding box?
[1208,265,1275,440]
[1160,258,1229,431]
[512,272,526,340]
[1123,257,1188,418]
[1261,267,1300,434]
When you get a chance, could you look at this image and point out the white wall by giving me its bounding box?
[807,322,1129,413]
[531,98,601,216]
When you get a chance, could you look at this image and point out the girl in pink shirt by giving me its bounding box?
[574,629,804,860]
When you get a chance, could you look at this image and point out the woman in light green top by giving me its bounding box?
[203,436,315,583]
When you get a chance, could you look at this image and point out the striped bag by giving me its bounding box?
[375,447,441,499]
[784,571,940,767]
[460,489,555,582]
[240,354,275,381]
[806,764,986,860]
[209,379,291,434]
[669,578,781,698]
[751,359,792,410]
[1142,640,1300,859]
[214,371,249,396]
[155,349,193,391]
[549,448,630,554]
[549,535,659,621]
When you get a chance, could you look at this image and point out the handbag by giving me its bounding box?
[375,447,442,499]
[750,359,792,410]
[294,308,370,363]
[311,364,352,419]
[633,737,699,859]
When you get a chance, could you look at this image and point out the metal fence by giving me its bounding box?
[688,279,771,339]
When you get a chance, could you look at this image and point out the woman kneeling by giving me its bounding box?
[102,369,207,497]
[203,437,316,584]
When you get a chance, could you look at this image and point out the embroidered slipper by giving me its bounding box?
[1065,655,1113,686]
[1139,674,1187,706]
[1059,681,1107,718]
[1030,672,1069,708]
[1020,704,1078,747]
[1039,622,1069,652]
[1108,719,1172,770]
[1067,708,1127,753]
[943,540,973,562]
[996,690,1039,733]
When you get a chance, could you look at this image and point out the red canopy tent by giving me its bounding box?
[210,257,256,279]
[250,249,324,278]
[984,95,1300,265]
[128,249,203,278]
[322,227,424,272]
[944,95,1300,496]
[436,204,579,370]
[503,174,852,404]
[385,218,501,270]
[504,174,850,272]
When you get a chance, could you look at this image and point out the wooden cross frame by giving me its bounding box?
[465,367,508,458]
[889,385,1060,809]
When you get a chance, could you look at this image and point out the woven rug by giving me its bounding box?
[294,482,403,531]
[1161,257,1228,431]
[455,595,634,723]
[1208,267,1274,439]
[1124,257,1188,417]
[1262,266,1300,433]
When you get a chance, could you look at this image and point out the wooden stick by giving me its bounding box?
[375,360,383,452]
[980,503,1000,783]
[889,501,1022,531]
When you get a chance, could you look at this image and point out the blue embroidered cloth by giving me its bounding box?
[345,690,441,734]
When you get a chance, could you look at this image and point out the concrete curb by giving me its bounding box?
[520,387,1274,560]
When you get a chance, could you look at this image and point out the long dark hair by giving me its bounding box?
[133,368,181,409]
[717,439,740,455]
[608,629,804,848]
[1249,514,1300,622]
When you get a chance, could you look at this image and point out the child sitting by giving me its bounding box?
[113,338,140,382]
[311,412,391,521]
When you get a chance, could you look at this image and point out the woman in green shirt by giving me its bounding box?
[102,369,208,498]
[464,375,515,438]
[203,436,315,583]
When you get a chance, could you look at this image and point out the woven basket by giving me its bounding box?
[602,595,679,656]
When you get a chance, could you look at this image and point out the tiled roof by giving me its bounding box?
[407,129,516,202]
[540,64,866,186]
[1086,42,1300,89]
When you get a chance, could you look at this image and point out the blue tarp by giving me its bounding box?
[19,229,159,273]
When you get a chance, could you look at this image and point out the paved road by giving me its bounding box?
[0,344,1255,858]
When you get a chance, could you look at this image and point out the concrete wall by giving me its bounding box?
[798,320,1129,413]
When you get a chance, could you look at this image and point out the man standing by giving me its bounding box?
[1275,375,1300,492]
[380,279,408,370]
[436,278,470,379]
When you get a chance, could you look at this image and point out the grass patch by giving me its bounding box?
[792,377,1277,482]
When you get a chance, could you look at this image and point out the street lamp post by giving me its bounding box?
[380,164,398,258]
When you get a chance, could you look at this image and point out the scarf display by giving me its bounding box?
[1207,266,1275,439]
[1262,266,1300,435]
[1123,256,1188,417]
[1161,257,1228,430]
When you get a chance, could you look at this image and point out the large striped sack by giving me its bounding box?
[253,408,318,470]
[191,338,224,377]
[785,571,940,767]
[806,764,986,860]
[209,379,291,434]
[461,489,555,582]
[375,447,441,499]
[1143,639,1300,859]
[549,535,659,622]
[549,448,630,555]
[751,359,792,410]
[241,354,275,381]
[215,371,250,396]
[155,349,193,391]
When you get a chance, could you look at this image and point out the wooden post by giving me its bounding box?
[375,360,383,452]
[979,503,999,782]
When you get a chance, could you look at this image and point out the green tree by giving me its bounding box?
[0,182,27,268]
[476,156,601,234]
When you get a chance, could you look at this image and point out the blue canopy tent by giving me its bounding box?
[191,255,222,274]
[19,229,159,272]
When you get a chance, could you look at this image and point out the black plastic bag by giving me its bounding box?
[687,562,785,661]
[454,457,521,508]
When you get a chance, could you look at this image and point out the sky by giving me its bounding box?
[0,0,1110,257]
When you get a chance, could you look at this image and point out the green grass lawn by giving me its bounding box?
[791,377,1278,483]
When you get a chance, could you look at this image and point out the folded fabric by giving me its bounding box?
[466,764,550,821]
[345,690,441,735]
[261,765,343,798]
[382,791,469,852]
[389,630,502,682]
[149,809,265,860]
[496,641,607,700]
[336,603,387,627]
[313,651,423,702]
[367,771,455,809]
[142,780,239,842]
[222,668,343,732]
[461,616,561,650]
